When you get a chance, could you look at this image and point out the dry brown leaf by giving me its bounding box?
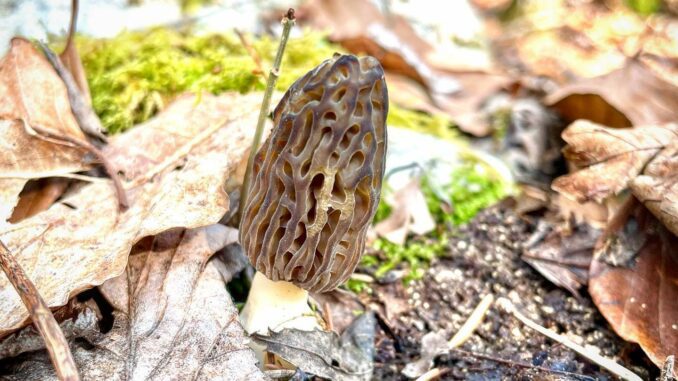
[492,2,677,83]
[374,178,435,245]
[297,0,466,93]
[104,92,272,183]
[0,38,91,222]
[630,145,678,236]
[523,223,600,297]
[0,180,27,224]
[546,59,678,127]
[9,178,70,223]
[3,225,265,380]
[296,0,512,136]
[589,205,678,369]
[0,92,264,337]
[552,120,678,204]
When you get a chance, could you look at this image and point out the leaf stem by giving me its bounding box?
[240,8,295,216]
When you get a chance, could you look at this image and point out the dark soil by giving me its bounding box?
[370,203,656,380]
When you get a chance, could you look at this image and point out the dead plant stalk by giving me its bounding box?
[240,8,296,214]
[0,240,80,381]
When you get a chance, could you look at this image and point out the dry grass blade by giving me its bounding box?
[0,239,79,381]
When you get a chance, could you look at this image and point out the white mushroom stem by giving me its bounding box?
[239,272,320,365]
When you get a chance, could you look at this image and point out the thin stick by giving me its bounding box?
[240,8,295,216]
[23,120,128,210]
[497,297,642,381]
[235,29,266,81]
[0,239,80,381]
[448,294,494,348]
[446,348,596,381]
[521,253,591,269]
[415,367,450,381]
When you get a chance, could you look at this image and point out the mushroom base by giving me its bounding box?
[239,271,320,366]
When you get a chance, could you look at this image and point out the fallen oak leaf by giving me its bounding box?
[297,0,461,95]
[0,303,99,361]
[103,92,274,184]
[2,225,265,380]
[0,156,229,336]
[552,120,678,204]
[522,222,600,297]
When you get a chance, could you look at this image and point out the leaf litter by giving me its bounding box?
[2,0,678,379]
[2,225,265,381]
[0,91,265,337]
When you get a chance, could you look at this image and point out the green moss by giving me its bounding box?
[423,158,509,226]
[626,0,662,15]
[75,28,341,133]
[386,105,458,141]
[372,236,448,282]
[345,278,371,294]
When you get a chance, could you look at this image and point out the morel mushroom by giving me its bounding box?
[239,54,388,339]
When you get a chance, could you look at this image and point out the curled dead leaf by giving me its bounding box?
[630,144,678,237]
[552,120,678,204]
[589,205,678,370]
[253,312,376,381]
[0,38,91,222]
[546,59,678,127]
[374,178,435,245]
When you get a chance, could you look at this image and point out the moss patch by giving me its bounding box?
[76,28,340,133]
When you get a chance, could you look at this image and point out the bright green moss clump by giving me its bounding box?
[77,28,341,133]
[423,159,509,226]
[76,27,455,136]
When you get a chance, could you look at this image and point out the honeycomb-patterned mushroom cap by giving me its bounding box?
[240,54,388,292]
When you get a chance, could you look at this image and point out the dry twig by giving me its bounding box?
[0,240,80,381]
[240,8,295,214]
[497,297,642,381]
[446,348,595,380]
